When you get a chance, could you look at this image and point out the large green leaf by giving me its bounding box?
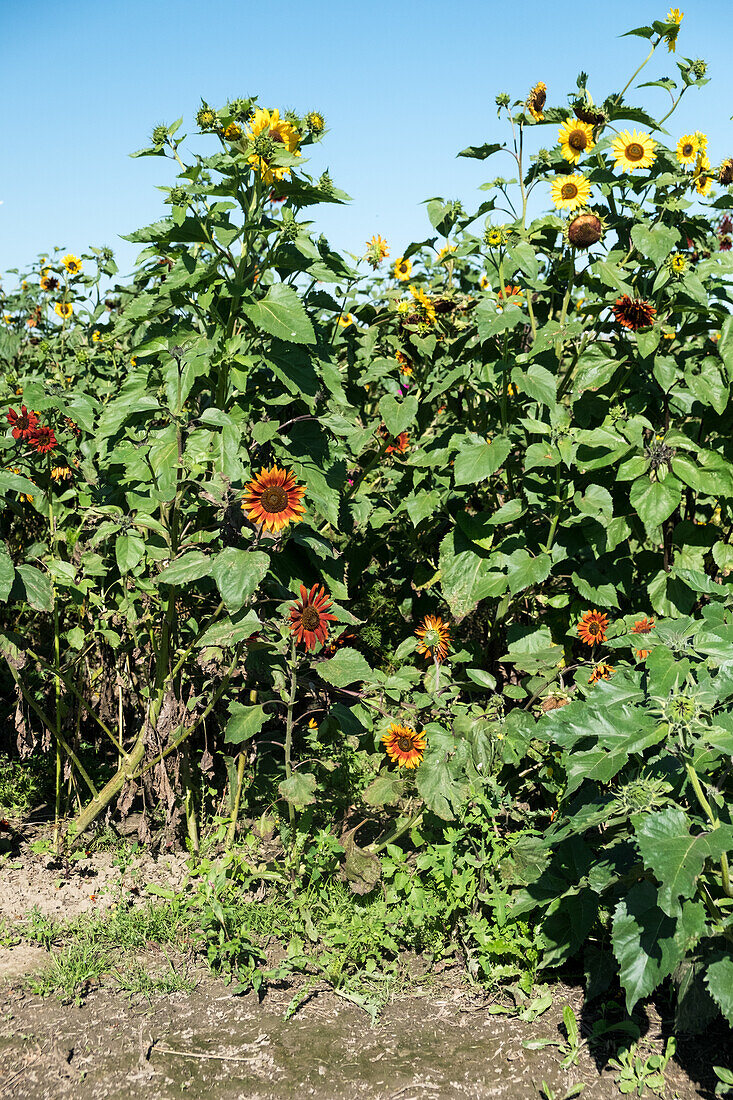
[278,772,317,806]
[634,808,733,917]
[156,552,212,586]
[612,882,705,1012]
[242,283,315,345]
[224,703,267,745]
[630,223,680,266]
[705,957,733,1026]
[379,394,418,437]
[439,530,504,620]
[318,647,375,687]
[211,549,269,613]
[17,564,53,612]
[115,534,146,574]
[453,435,511,486]
[630,476,682,534]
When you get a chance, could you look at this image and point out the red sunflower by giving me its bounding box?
[381,723,426,769]
[612,295,656,331]
[289,584,337,651]
[415,614,452,663]
[241,464,306,533]
[28,425,57,454]
[6,406,39,441]
[384,430,410,455]
[631,616,655,634]
[577,610,609,646]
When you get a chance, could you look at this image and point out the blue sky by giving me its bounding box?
[2,0,730,281]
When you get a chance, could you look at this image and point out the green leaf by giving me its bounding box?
[115,533,146,574]
[17,565,53,612]
[630,223,680,266]
[362,774,405,808]
[457,142,504,160]
[211,549,269,613]
[522,363,557,406]
[278,771,317,807]
[379,394,418,437]
[634,809,733,917]
[630,476,682,535]
[318,647,375,687]
[415,736,468,821]
[612,882,704,1012]
[705,958,733,1026]
[156,552,212,586]
[453,435,511,486]
[196,610,261,648]
[224,703,267,745]
[439,530,504,620]
[0,543,14,602]
[242,283,315,345]
[505,550,552,596]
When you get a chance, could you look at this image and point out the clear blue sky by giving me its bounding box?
[2,0,730,281]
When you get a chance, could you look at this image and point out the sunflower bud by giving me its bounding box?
[75,348,89,364]
[227,97,253,123]
[537,148,552,164]
[567,212,603,249]
[495,92,510,109]
[196,104,218,131]
[252,133,277,159]
[691,58,707,79]
[167,186,188,206]
[151,125,169,147]
[305,110,325,135]
[318,171,334,196]
[281,220,299,243]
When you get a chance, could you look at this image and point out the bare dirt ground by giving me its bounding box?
[0,836,727,1099]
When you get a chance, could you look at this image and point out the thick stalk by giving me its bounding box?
[686,761,733,898]
[284,639,298,837]
[225,753,247,850]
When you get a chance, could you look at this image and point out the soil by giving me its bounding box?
[0,838,728,1099]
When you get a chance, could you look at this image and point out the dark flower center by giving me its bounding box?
[588,621,600,635]
[397,736,414,752]
[626,143,644,162]
[561,182,578,199]
[260,485,288,513]
[300,607,321,631]
[569,130,588,151]
[682,143,694,157]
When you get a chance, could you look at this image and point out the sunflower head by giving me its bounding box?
[558,119,595,164]
[551,174,591,213]
[676,134,699,166]
[566,211,604,250]
[394,256,412,282]
[631,616,655,635]
[381,723,426,769]
[612,295,656,331]
[288,583,337,651]
[62,254,82,276]
[483,225,506,248]
[668,252,687,276]
[526,81,547,122]
[365,234,389,269]
[242,464,306,533]
[224,122,243,141]
[664,7,683,52]
[588,662,614,684]
[54,302,73,320]
[577,610,609,647]
[612,130,656,173]
[415,614,451,663]
[719,159,733,186]
[305,111,325,136]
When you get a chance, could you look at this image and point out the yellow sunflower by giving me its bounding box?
[526,81,547,122]
[61,254,82,276]
[693,154,714,196]
[224,122,243,140]
[437,244,457,263]
[245,107,301,183]
[337,313,354,328]
[409,285,436,325]
[611,129,656,173]
[676,134,699,166]
[394,256,412,281]
[551,173,591,212]
[366,234,389,269]
[558,119,595,165]
[54,302,73,319]
[665,8,683,52]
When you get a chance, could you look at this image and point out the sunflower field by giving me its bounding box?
[2,10,733,1033]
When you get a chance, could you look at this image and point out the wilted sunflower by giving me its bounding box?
[676,134,699,166]
[612,130,656,173]
[382,723,426,769]
[588,662,614,684]
[720,159,733,185]
[631,616,655,634]
[396,350,413,374]
[415,614,451,663]
[526,81,547,122]
[62,254,82,275]
[224,122,243,140]
[551,174,591,212]
[288,583,337,651]
[39,270,58,292]
[366,234,389,269]
[613,295,656,331]
[577,610,609,646]
[394,256,412,281]
[50,465,73,482]
[558,119,595,165]
[241,464,306,533]
[54,302,73,320]
[567,212,604,249]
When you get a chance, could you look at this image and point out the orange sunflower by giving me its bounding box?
[385,430,410,455]
[241,464,306,533]
[288,583,337,651]
[415,614,452,663]
[382,723,426,769]
[577,610,609,646]
[588,662,614,684]
[612,295,656,331]
[636,649,651,660]
[631,616,655,634]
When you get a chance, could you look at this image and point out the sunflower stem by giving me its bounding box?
[616,38,660,104]
[284,638,298,845]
